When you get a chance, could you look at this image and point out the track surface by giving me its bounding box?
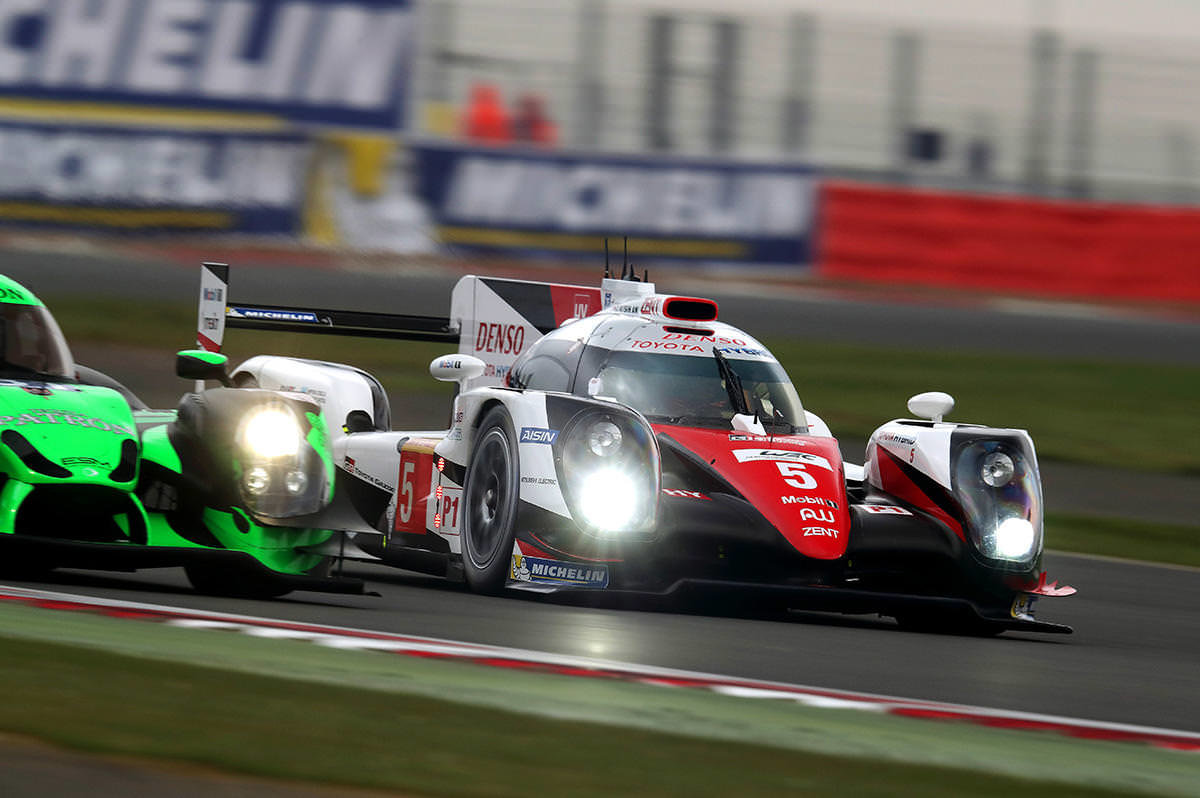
[3,550,1198,735]
[4,247,1199,744]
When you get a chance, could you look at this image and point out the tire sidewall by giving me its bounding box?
[461,407,520,593]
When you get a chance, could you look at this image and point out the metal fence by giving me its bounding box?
[413,0,1200,205]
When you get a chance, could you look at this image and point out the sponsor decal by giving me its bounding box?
[20,383,53,396]
[343,456,393,492]
[0,380,80,393]
[640,297,663,315]
[1011,594,1038,621]
[510,554,609,588]
[629,339,706,352]
[733,449,833,471]
[0,410,133,436]
[797,507,837,524]
[857,504,913,516]
[519,427,559,444]
[802,526,839,538]
[662,488,711,500]
[435,357,463,370]
[730,433,805,443]
[228,307,319,323]
[474,322,526,354]
[203,288,224,302]
[879,432,918,446]
[482,363,512,381]
[279,385,328,404]
[61,456,111,468]
[573,294,591,319]
[521,475,558,486]
[0,1,415,130]
[715,346,769,357]
[781,496,838,509]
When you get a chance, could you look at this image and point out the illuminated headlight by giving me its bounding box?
[239,408,301,458]
[953,437,1043,566]
[587,421,622,457]
[560,410,659,537]
[577,469,638,531]
[993,518,1036,559]
[232,402,332,520]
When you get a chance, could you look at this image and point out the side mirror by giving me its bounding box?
[430,354,486,384]
[907,391,955,423]
[176,349,231,386]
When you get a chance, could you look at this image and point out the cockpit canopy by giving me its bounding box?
[508,315,807,433]
[0,301,75,380]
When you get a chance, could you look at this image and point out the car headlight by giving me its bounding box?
[952,436,1043,565]
[560,410,659,536]
[240,408,302,458]
[234,403,331,519]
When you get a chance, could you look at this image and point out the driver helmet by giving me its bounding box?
[0,275,75,379]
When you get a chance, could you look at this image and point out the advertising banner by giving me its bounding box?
[412,143,819,265]
[0,0,414,131]
[0,120,311,233]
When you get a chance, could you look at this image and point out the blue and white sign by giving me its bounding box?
[0,0,414,130]
[0,120,310,233]
[413,143,819,265]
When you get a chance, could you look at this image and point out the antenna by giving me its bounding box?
[622,237,629,279]
[643,268,649,283]
[604,238,610,278]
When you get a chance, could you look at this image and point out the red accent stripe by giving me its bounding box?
[196,331,221,352]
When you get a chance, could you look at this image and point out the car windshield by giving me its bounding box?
[589,350,806,432]
[0,303,74,379]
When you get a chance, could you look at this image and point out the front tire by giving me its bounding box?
[460,407,520,594]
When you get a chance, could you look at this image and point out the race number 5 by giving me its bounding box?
[398,461,416,524]
[776,461,817,490]
[393,453,432,534]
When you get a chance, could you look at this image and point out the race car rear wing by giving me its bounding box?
[196,262,459,354]
[196,262,605,391]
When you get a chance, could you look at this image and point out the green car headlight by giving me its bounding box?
[234,403,329,519]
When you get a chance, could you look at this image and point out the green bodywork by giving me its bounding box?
[0,274,337,592]
[0,383,332,578]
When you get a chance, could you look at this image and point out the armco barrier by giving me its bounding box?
[818,181,1200,303]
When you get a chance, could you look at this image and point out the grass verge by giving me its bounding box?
[0,602,1195,797]
[1047,513,1200,568]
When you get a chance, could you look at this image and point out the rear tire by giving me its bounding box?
[460,407,520,594]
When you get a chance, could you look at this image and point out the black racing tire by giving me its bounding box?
[184,562,293,599]
[460,406,520,594]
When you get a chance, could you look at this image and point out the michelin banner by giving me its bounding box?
[412,142,819,264]
[0,121,311,232]
[0,0,413,130]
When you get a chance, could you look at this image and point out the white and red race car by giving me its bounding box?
[192,260,1074,634]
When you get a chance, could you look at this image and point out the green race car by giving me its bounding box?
[0,274,357,598]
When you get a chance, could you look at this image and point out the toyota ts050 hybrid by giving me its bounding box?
[181,259,1073,632]
[0,273,355,598]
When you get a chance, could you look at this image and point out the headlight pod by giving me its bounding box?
[234,403,331,519]
[952,436,1043,566]
[560,410,659,537]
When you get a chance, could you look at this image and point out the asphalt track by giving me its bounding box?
[2,549,1198,737]
[2,245,1199,745]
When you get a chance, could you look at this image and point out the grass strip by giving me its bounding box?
[0,602,1196,797]
[1047,513,1200,568]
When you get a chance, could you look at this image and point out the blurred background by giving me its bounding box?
[1,0,1199,304]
